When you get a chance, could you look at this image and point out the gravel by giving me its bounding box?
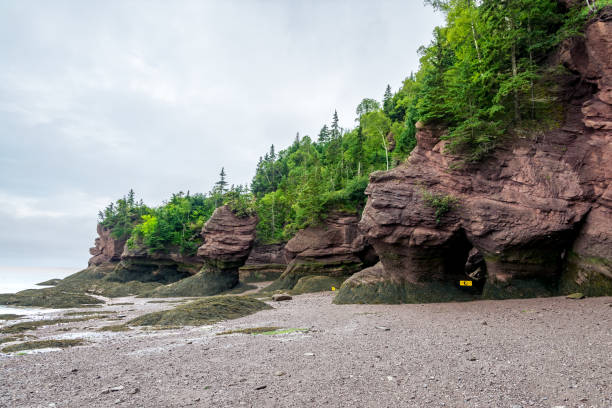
[0,293,611,407]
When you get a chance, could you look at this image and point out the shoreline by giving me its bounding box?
[1,292,611,407]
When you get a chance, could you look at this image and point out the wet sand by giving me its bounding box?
[1,292,611,408]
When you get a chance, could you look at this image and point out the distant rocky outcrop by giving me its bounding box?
[337,10,612,303]
[109,245,203,284]
[88,224,126,266]
[269,212,378,291]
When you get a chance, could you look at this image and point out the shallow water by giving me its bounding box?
[0,266,78,315]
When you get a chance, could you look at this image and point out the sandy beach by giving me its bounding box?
[1,292,611,408]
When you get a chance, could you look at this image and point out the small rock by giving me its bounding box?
[386,376,395,381]
[274,371,286,376]
[511,405,522,408]
[109,386,124,392]
[254,385,267,390]
[376,326,390,331]
[194,398,201,402]
[303,352,315,356]
[481,321,488,326]
[48,404,56,408]
[128,388,139,395]
[272,294,292,301]
[468,357,477,361]
[71,368,78,373]
[566,293,585,299]
[114,399,121,404]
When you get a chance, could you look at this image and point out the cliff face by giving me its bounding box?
[270,212,378,290]
[239,243,288,282]
[88,224,126,266]
[337,10,612,303]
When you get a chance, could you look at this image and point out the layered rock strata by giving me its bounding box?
[88,224,126,267]
[270,212,378,290]
[193,205,258,294]
[337,10,612,303]
[239,243,288,282]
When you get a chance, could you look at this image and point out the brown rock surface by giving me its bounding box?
[88,224,126,266]
[195,205,258,293]
[271,212,378,290]
[341,11,612,302]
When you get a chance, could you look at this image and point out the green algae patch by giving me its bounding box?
[1,339,85,353]
[566,292,585,299]
[139,269,238,298]
[481,278,555,300]
[128,296,271,327]
[335,277,475,304]
[264,260,361,292]
[98,324,130,332]
[216,326,281,335]
[0,287,104,309]
[239,264,286,283]
[64,311,116,317]
[36,279,62,286]
[0,316,108,334]
[559,252,612,297]
[0,335,35,345]
[0,314,24,321]
[216,327,308,336]
[334,279,407,304]
[292,275,348,295]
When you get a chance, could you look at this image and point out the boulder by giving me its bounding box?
[339,12,612,303]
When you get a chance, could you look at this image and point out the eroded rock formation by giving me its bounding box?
[194,205,258,294]
[88,224,126,266]
[270,212,378,290]
[337,10,612,303]
[239,243,288,282]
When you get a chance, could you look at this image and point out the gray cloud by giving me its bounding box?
[0,0,443,268]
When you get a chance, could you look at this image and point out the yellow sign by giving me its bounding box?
[331,286,336,291]
[460,280,473,287]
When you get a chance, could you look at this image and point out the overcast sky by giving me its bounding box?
[0,1,443,269]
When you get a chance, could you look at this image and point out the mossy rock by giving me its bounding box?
[334,261,477,304]
[106,262,191,284]
[140,268,239,298]
[559,252,612,297]
[54,278,161,298]
[239,264,286,283]
[36,278,62,286]
[0,287,104,309]
[481,278,555,300]
[264,260,361,292]
[334,279,407,304]
[128,296,271,327]
[292,275,348,294]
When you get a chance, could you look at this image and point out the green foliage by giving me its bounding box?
[421,189,458,223]
[415,0,572,159]
[223,185,256,217]
[127,191,215,255]
[98,189,150,240]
